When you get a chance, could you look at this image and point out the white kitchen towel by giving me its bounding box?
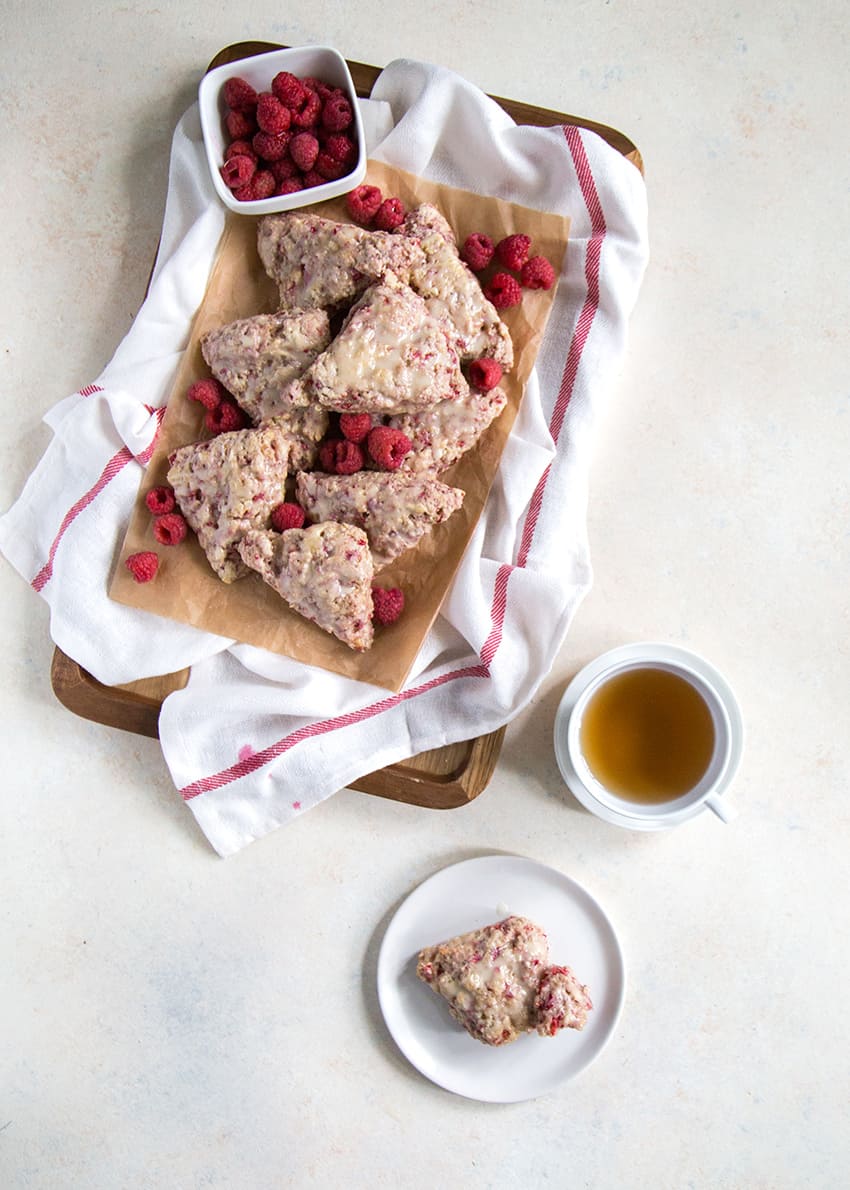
[0,58,648,855]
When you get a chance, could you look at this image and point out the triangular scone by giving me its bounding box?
[295,470,465,570]
[200,309,331,422]
[302,276,469,415]
[416,915,592,1047]
[237,523,374,651]
[397,204,514,368]
[167,423,291,583]
[257,211,425,311]
[389,387,509,475]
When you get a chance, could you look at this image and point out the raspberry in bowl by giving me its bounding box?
[198,45,367,216]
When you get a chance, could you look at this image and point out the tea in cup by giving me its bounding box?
[554,644,743,829]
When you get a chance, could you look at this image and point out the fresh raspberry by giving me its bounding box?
[153,513,188,546]
[461,232,494,272]
[223,77,258,113]
[372,587,404,625]
[339,412,373,443]
[302,77,337,101]
[314,151,346,180]
[322,133,356,167]
[249,169,276,200]
[270,502,306,531]
[225,109,256,141]
[495,233,532,271]
[373,197,406,231]
[276,177,304,196]
[205,400,247,434]
[483,271,523,309]
[319,438,364,475]
[468,358,503,392]
[291,87,322,128]
[301,170,326,189]
[220,153,256,191]
[521,255,556,290]
[125,551,159,583]
[271,71,306,108]
[366,425,412,470]
[289,131,320,171]
[346,184,382,224]
[270,156,300,183]
[256,92,291,135]
[321,93,353,133]
[225,139,258,163]
[252,130,291,162]
[186,377,225,411]
[145,485,176,515]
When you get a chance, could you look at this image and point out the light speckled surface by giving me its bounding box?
[2,4,848,1187]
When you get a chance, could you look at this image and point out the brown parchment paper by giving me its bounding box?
[109,161,569,692]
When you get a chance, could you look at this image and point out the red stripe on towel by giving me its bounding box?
[31,407,165,592]
[517,125,607,568]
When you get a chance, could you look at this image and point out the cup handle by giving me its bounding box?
[704,792,737,824]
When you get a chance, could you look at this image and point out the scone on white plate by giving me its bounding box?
[416,915,592,1046]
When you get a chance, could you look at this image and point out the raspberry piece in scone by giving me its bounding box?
[237,522,375,651]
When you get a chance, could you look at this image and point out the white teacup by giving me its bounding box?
[553,644,743,830]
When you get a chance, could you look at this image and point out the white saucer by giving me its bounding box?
[553,642,744,830]
[377,854,625,1102]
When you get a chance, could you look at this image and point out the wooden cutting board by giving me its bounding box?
[50,42,642,809]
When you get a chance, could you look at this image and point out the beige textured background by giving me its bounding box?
[1,4,847,1188]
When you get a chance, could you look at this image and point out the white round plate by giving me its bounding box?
[377,854,625,1102]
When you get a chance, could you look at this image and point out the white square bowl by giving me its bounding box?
[198,45,367,216]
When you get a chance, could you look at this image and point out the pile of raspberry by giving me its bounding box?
[459,231,557,309]
[317,414,412,475]
[218,71,359,202]
[125,481,188,583]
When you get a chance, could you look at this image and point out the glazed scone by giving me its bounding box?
[389,386,509,475]
[302,276,469,415]
[397,203,514,368]
[167,423,291,583]
[416,915,592,1046]
[237,522,374,651]
[200,309,331,422]
[295,469,465,570]
[257,211,426,311]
